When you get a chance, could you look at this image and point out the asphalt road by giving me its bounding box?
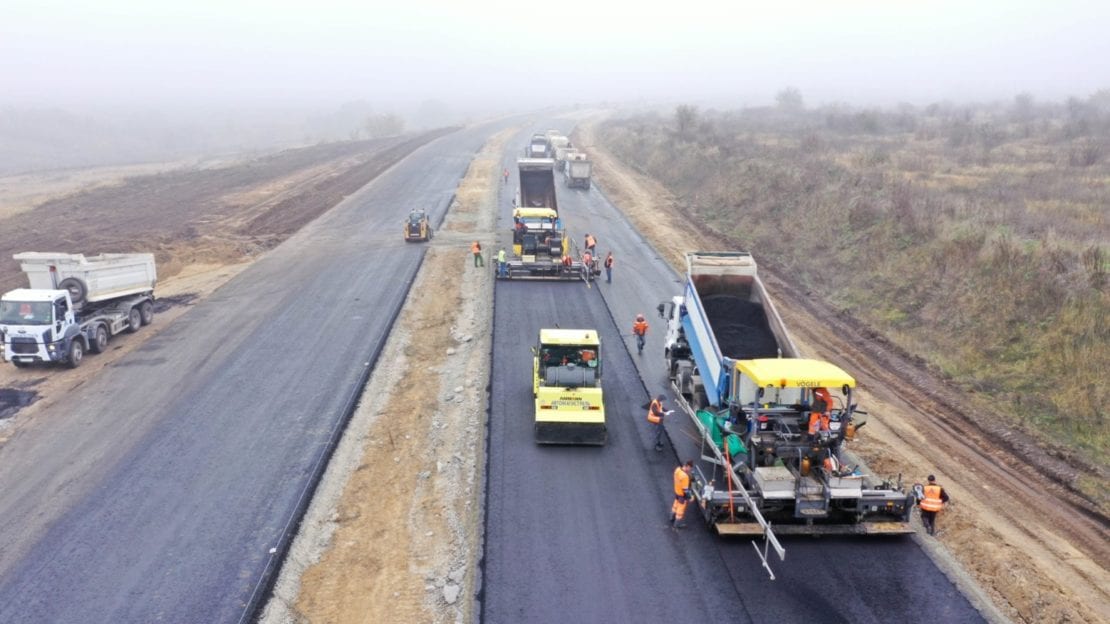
[480,124,985,623]
[0,124,506,623]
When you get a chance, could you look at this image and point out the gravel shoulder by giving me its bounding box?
[576,116,1110,624]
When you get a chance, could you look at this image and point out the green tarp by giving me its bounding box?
[696,409,747,458]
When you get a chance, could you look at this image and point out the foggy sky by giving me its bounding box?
[3,0,1110,111]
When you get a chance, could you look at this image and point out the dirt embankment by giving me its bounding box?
[0,130,454,295]
[260,127,514,624]
[0,131,451,439]
[576,119,1110,624]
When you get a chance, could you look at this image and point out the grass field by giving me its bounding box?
[600,94,1109,469]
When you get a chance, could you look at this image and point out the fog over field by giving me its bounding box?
[2,0,1109,170]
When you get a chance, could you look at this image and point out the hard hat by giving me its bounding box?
[636,313,644,321]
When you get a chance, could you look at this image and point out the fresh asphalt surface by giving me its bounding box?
[0,123,512,623]
[480,124,984,623]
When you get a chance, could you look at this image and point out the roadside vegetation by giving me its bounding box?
[599,92,1109,472]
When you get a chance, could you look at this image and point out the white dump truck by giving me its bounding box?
[565,154,591,190]
[0,253,157,368]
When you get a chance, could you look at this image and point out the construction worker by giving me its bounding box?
[582,250,593,279]
[632,314,649,354]
[670,460,694,529]
[918,475,950,536]
[497,248,507,278]
[471,241,484,267]
[604,252,614,284]
[502,167,509,184]
[584,233,596,253]
[646,393,671,451]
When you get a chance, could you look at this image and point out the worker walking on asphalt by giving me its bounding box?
[646,393,671,451]
[471,241,484,267]
[632,313,649,354]
[497,248,507,278]
[918,475,950,536]
[584,233,597,253]
[604,252,614,284]
[502,167,509,184]
[670,460,694,529]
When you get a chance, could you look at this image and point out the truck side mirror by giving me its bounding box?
[656,303,665,318]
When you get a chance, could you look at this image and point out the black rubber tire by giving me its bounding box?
[66,340,84,369]
[139,301,154,326]
[58,278,88,304]
[127,307,142,333]
[89,325,109,354]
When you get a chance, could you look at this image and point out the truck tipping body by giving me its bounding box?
[662,251,913,543]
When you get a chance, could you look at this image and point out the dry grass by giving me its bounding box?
[600,97,1110,474]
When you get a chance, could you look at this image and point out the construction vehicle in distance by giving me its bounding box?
[403,209,432,242]
[553,145,578,166]
[0,252,156,369]
[527,133,551,158]
[661,252,913,549]
[565,153,591,190]
[533,328,606,445]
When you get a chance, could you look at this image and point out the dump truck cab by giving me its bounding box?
[532,329,606,445]
[403,209,432,242]
[0,289,84,367]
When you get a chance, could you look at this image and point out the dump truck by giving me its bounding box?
[533,328,606,445]
[553,146,578,165]
[0,253,157,369]
[527,134,551,158]
[403,209,432,242]
[661,251,913,543]
[565,155,591,190]
[517,158,559,212]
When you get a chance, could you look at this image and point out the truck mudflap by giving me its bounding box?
[715,521,913,536]
[534,422,607,446]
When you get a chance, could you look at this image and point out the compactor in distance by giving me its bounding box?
[403,209,432,242]
[532,328,606,445]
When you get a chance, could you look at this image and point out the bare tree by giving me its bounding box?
[776,87,804,112]
[674,105,698,140]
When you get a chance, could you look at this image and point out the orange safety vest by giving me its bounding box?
[673,467,690,497]
[632,320,648,336]
[647,399,663,424]
[585,235,596,248]
[604,255,613,268]
[583,252,592,265]
[920,484,944,512]
[471,241,481,254]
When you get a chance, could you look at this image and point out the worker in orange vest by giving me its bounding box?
[582,250,593,278]
[584,233,597,253]
[670,460,694,529]
[471,241,484,267]
[603,252,614,284]
[918,475,950,536]
[632,314,649,354]
[646,393,670,451]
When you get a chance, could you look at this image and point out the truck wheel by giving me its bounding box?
[139,301,154,326]
[66,340,84,369]
[58,278,88,304]
[89,325,109,353]
[127,307,142,333]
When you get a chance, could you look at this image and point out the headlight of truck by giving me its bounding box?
[47,343,55,352]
